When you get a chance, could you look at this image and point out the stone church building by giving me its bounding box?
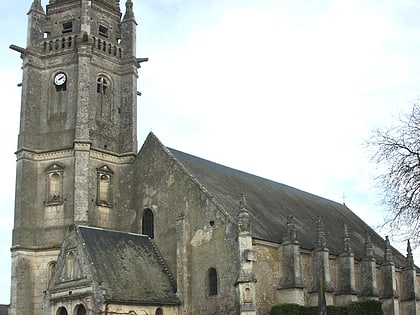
[7,0,420,314]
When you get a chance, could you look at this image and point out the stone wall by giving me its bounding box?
[252,238,419,315]
[134,135,240,314]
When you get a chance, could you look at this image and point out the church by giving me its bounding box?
[7,0,420,315]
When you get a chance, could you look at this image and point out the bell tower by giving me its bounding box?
[9,1,140,314]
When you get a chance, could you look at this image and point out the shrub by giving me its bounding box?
[298,306,317,315]
[272,301,379,315]
[326,305,348,315]
[271,303,300,315]
[348,300,383,315]
[298,305,347,315]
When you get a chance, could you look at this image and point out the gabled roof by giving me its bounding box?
[165,146,408,268]
[78,226,179,305]
[79,226,179,304]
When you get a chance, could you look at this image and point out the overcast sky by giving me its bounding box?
[1,0,420,304]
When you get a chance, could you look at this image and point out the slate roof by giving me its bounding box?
[78,226,180,305]
[167,147,409,268]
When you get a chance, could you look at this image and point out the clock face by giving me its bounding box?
[54,72,67,86]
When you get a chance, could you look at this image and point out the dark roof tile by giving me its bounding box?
[168,148,408,268]
[78,226,180,305]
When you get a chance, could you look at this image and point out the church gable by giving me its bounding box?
[46,225,180,313]
[47,225,95,294]
[134,133,242,314]
[135,132,232,220]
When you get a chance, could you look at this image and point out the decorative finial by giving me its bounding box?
[384,236,394,263]
[123,0,135,21]
[239,193,247,209]
[238,193,250,233]
[342,224,353,254]
[364,234,374,259]
[406,239,414,267]
[30,0,44,13]
[316,217,327,251]
[283,215,298,243]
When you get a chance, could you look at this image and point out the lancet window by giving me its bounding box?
[208,267,218,296]
[45,163,64,205]
[96,165,113,207]
[142,208,154,239]
[96,75,112,120]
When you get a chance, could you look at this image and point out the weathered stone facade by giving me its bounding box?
[10,1,139,314]
[8,1,420,315]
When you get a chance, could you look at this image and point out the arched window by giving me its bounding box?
[65,251,75,280]
[75,304,86,315]
[97,77,108,94]
[208,267,218,296]
[155,308,163,315]
[99,175,110,203]
[57,307,68,315]
[142,208,154,239]
[244,287,252,303]
[50,173,60,195]
[47,261,57,286]
[96,165,113,207]
[45,163,64,205]
[96,75,112,119]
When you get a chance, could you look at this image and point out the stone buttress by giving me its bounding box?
[277,215,305,304]
[400,240,420,314]
[236,194,257,315]
[335,224,358,305]
[360,235,379,300]
[308,217,334,306]
[380,236,400,315]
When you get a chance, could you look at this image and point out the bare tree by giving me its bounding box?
[367,102,420,246]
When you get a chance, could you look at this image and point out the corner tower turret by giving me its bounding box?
[27,0,46,47]
[9,1,141,314]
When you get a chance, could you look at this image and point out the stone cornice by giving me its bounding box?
[16,146,136,165]
[11,245,61,252]
[16,147,74,161]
